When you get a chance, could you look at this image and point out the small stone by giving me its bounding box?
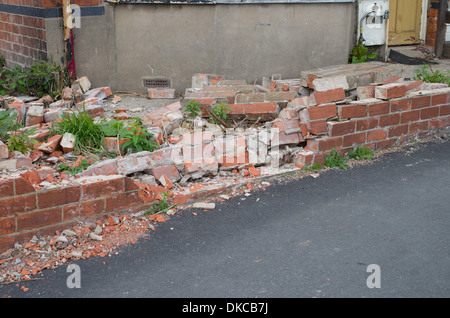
[94,225,103,235]
[71,251,83,258]
[219,195,229,200]
[192,202,216,210]
[55,235,68,243]
[89,232,103,241]
[62,229,77,237]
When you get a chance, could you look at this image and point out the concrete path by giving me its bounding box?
[1,137,449,300]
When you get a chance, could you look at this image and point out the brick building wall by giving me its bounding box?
[0,0,103,69]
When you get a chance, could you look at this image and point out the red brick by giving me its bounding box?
[343,132,366,147]
[409,121,429,134]
[306,137,342,152]
[82,177,124,201]
[17,207,62,232]
[440,104,450,116]
[148,88,175,99]
[244,103,280,120]
[105,190,154,212]
[293,150,314,169]
[390,98,411,112]
[356,117,379,131]
[368,102,390,116]
[366,129,388,142]
[0,194,37,218]
[0,216,16,236]
[400,110,420,124]
[272,119,301,132]
[327,121,356,136]
[377,138,398,150]
[14,177,36,195]
[379,113,400,127]
[339,104,367,119]
[151,164,180,182]
[228,103,246,116]
[375,83,407,100]
[308,104,338,120]
[406,81,424,92]
[0,179,14,198]
[382,76,402,85]
[63,199,106,221]
[420,106,440,120]
[271,131,303,146]
[431,93,449,106]
[388,124,409,138]
[309,120,328,135]
[312,88,346,105]
[37,186,81,209]
[429,117,449,129]
[411,95,431,109]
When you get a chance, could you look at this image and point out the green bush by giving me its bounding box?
[413,64,450,86]
[50,107,104,153]
[0,54,70,99]
[324,149,348,170]
[347,146,374,160]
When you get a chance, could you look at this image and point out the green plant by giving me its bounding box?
[0,55,69,99]
[302,162,323,172]
[6,127,39,154]
[183,99,202,119]
[0,109,22,141]
[145,191,175,215]
[211,102,232,121]
[50,107,104,153]
[324,148,348,170]
[413,64,450,86]
[347,146,374,160]
[349,39,378,64]
[118,118,158,153]
[57,158,92,176]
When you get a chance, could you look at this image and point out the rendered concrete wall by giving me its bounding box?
[46,2,356,93]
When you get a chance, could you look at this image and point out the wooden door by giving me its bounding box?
[389,0,423,45]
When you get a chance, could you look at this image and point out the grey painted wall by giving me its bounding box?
[47,2,356,94]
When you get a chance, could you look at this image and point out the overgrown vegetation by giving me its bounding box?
[413,64,450,86]
[182,99,202,119]
[347,146,374,160]
[0,54,70,99]
[324,148,349,170]
[6,128,39,154]
[0,108,39,155]
[101,117,158,153]
[50,107,105,154]
[57,157,92,176]
[51,109,159,156]
[210,102,232,123]
[349,39,378,64]
[144,191,175,215]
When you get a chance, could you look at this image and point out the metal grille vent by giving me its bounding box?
[143,77,171,88]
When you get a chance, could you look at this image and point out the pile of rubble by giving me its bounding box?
[1,61,449,285]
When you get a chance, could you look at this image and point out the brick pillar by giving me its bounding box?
[426,0,440,48]
[0,0,104,69]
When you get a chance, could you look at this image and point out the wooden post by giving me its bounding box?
[435,0,448,58]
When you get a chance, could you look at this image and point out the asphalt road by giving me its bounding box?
[1,138,449,301]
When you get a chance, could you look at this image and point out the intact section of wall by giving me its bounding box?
[0,175,157,251]
[112,3,355,93]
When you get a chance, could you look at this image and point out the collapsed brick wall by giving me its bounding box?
[293,84,450,168]
[0,175,156,251]
[0,0,103,69]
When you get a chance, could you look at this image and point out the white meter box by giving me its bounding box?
[358,0,389,46]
